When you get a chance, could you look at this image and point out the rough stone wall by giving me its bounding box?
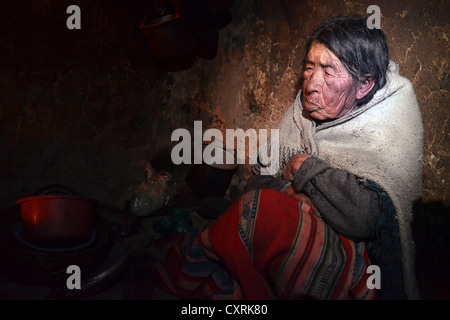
[0,0,448,209]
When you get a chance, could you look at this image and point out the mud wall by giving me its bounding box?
[0,0,448,209]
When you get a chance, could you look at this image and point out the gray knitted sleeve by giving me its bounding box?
[293,156,384,242]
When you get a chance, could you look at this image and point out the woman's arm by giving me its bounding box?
[288,156,390,242]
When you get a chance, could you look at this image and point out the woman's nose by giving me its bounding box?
[304,70,322,94]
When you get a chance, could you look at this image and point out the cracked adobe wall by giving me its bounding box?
[178,0,450,204]
[0,0,448,209]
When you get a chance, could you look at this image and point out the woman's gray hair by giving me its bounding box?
[304,15,390,107]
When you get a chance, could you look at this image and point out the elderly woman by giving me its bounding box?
[151,16,423,300]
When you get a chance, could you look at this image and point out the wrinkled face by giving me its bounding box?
[302,42,357,121]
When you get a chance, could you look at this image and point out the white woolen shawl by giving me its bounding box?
[274,61,424,299]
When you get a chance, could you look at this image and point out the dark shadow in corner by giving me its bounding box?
[412,199,450,299]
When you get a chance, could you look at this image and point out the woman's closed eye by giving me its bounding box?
[324,67,335,76]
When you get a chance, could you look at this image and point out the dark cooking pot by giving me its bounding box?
[16,193,96,247]
[186,146,238,199]
[140,13,197,71]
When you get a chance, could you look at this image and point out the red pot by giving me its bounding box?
[16,195,96,247]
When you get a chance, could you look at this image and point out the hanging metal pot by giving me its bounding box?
[140,13,197,71]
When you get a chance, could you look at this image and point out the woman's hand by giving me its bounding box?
[282,154,311,181]
[283,184,317,212]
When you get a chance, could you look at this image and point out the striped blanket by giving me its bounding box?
[152,189,376,300]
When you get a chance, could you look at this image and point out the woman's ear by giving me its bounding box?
[356,75,375,100]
